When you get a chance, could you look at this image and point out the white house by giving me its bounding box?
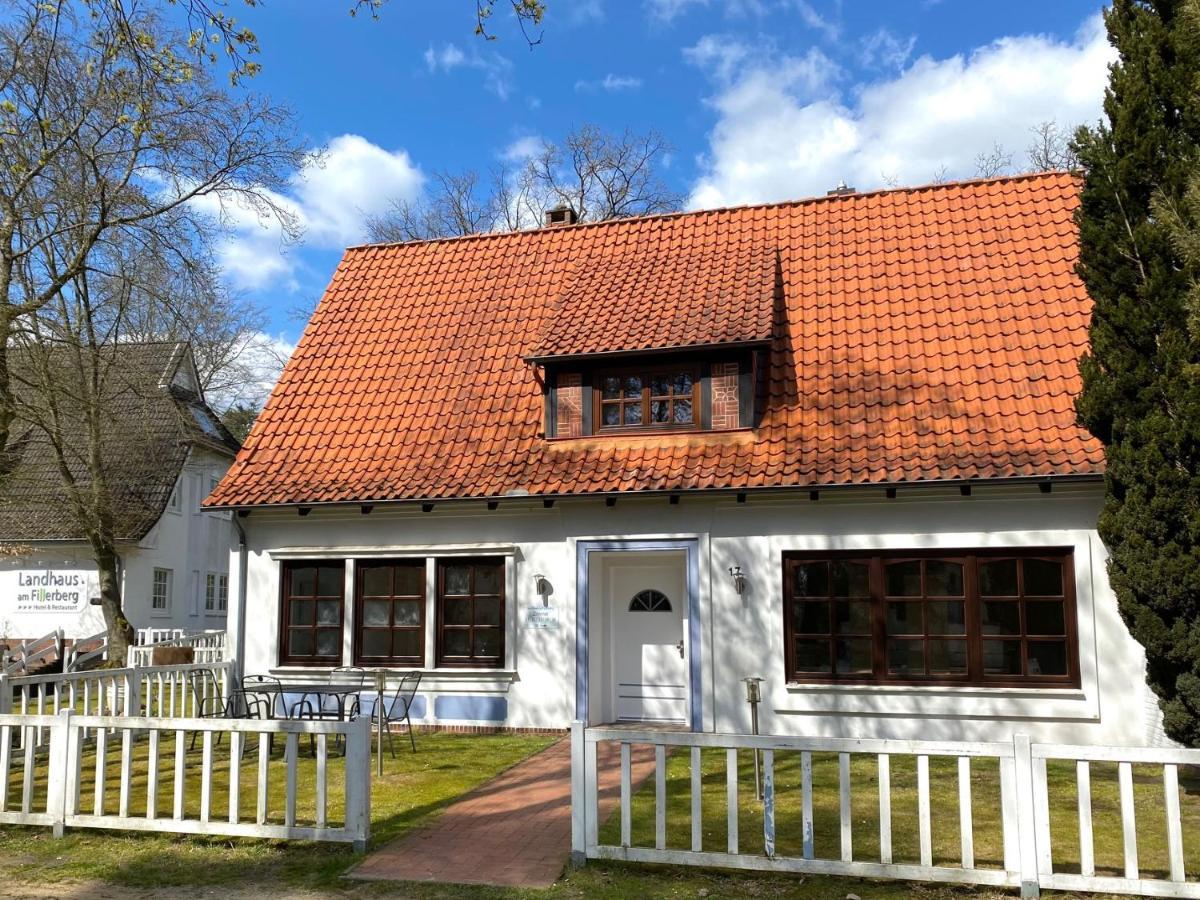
[208,172,1168,746]
[0,342,240,649]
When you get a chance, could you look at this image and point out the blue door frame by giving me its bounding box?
[575,539,703,732]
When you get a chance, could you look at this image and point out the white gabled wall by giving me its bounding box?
[233,482,1166,745]
[126,447,237,632]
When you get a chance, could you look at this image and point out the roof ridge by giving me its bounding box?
[345,170,1078,254]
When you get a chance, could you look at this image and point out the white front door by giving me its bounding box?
[608,557,688,724]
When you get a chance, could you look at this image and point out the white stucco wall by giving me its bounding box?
[231,480,1166,745]
[0,447,237,642]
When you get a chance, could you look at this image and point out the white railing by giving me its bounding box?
[3,663,234,747]
[1031,743,1198,898]
[128,631,226,668]
[64,632,107,672]
[2,628,62,676]
[136,628,186,645]
[571,723,1200,900]
[0,711,371,847]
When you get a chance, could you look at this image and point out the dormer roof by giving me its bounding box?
[527,242,777,362]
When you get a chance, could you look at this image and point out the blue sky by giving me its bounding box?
[213,0,1110,357]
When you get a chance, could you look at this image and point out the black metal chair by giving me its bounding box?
[357,671,422,755]
[241,673,296,718]
[189,668,254,750]
[241,674,311,756]
[296,666,366,755]
[328,666,366,720]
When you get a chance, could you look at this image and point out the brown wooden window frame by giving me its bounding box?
[279,560,345,667]
[593,363,701,433]
[436,557,506,669]
[781,549,1079,688]
[353,559,426,667]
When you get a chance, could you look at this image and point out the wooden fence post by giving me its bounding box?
[123,670,143,718]
[47,709,72,838]
[570,720,586,866]
[0,675,10,714]
[345,716,372,852]
[1012,733,1041,899]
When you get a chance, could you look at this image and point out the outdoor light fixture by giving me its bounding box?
[534,573,551,596]
[729,565,746,595]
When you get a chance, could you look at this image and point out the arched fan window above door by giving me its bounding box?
[629,589,672,612]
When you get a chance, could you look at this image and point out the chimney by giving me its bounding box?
[827,180,856,196]
[544,205,579,227]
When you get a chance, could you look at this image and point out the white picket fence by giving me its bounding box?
[3,662,232,742]
[128,631,226,667]
[0,710,371,848]
[570,723,1200,899]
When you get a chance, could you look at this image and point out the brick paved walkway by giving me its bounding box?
[349,737,654,889]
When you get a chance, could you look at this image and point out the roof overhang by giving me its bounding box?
[205,472,1104,514]
[524,338,773,366]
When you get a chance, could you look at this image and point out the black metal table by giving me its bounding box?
[244,683,362,721]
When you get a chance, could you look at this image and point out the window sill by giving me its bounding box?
[547,426,752,444]
[269,666,517,682]
[778,681,1098,722]
[785,682,1086,700]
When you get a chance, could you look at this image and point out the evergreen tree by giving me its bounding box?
[1074,0,1200,744]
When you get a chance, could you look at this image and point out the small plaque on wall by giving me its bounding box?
[525,606,560,629]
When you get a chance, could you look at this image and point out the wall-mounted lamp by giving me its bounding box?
[729,565,746,595]
[534,573,551,597]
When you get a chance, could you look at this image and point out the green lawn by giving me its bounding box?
[0,729,1186,898]
[591,744,1200,898]
[0,730,556,889]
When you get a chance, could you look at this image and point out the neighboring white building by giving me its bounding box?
[0,342,240,646]
[209,173,1169,745]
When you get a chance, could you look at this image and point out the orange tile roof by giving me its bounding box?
[528,241,777,359]
[208,172,1104,509]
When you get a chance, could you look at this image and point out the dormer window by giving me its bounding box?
[526,243,778,440]
[543,352,756,439]
[597,366,698,431]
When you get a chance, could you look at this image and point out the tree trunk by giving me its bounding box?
[0,321,14,478]
[94,540,134,666]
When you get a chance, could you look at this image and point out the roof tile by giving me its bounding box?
[209,172,1103,508]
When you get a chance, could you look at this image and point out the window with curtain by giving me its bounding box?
[436,557,505,668]
[355,560,425,666]
[783,550,1077,686]
[279,561,345,666]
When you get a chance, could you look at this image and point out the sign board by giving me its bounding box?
[0,565,104,639]
[2,568,97,614]
[524,606,560,630]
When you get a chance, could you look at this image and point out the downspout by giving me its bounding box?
[232,516,248,686]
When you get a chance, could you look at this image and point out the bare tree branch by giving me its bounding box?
[366,124,682,243]
[974,142,1014,179]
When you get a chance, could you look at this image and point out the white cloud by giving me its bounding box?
[206,331,298,411]
[567,0,605,24]
[198,134,424,292]
[422,41,515,100]
[859,28,916,71]
[293,135,423,246]
[574,73,644,93]
[783,0,840,41]
[423,43,467,71]
[687,14,1113,210]
[502,135,542,162]
[648,0,707,22]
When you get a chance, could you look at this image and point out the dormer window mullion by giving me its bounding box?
[595,364,699,433]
